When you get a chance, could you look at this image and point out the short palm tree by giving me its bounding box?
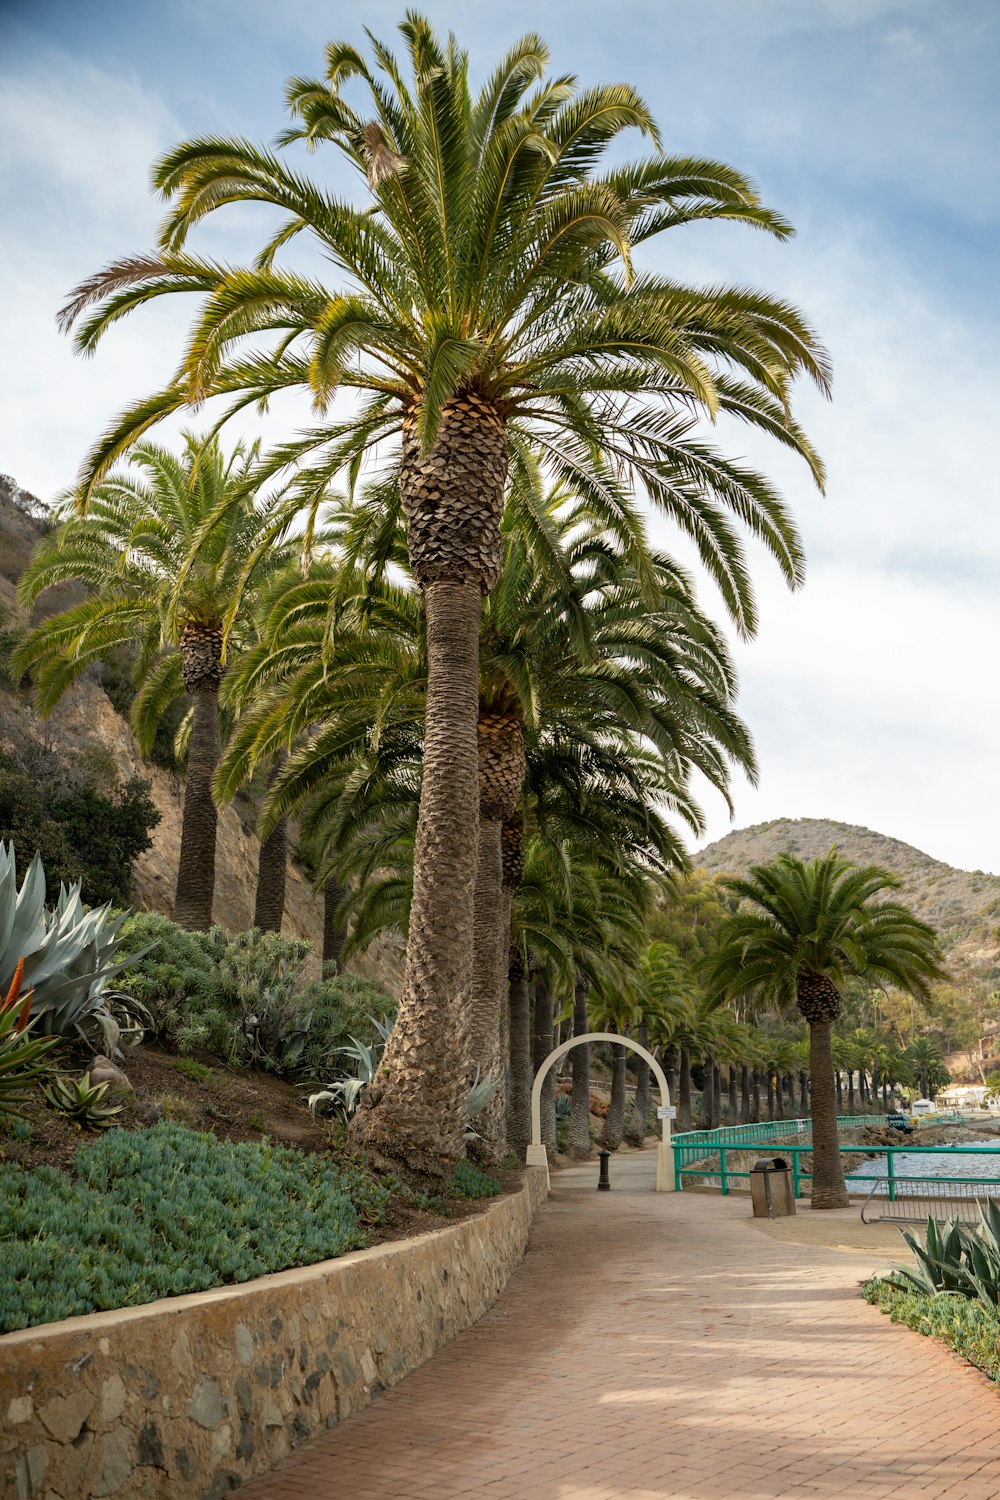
[705,850,945,1208]
[59,17,828,1177]
[14,435,294,929]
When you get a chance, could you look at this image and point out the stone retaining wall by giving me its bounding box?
[1,1169,549,1500]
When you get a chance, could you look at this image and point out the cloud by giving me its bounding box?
[695,560,1000,872]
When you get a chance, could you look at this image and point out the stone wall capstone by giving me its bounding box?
[1,1168,549,1500]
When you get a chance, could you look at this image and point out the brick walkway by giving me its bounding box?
[243,1154,1000,1499]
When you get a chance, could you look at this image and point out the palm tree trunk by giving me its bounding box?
[626,1021,651,1146]
[727,1066,738,1123]
[533,971,556,1156]
[350,580,481,1177]
[468,819,505,1165]
[664,1044,677,1106]
[751,1069,761,1122]
[847,1070,855,1112]
[252,754,287,933]
[740,1064,751,1123]
[774,1070,784,1121]
[322,876,348,972]
[921,1064,928,1099]
[767,1070,775,1120]
[714,1064,722,1127]
[835,1071,843,1112]
[569,975,591,1159]
[699,1058,714,1128]
[808,1020,849,1209]
[506,952,531,1158]
[173,682,221,931]
[678,1047,692,1130]
[799,1070,809,1116]
[601,1039,627,1150]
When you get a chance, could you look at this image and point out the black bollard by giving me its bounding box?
[597,1149,611,1191]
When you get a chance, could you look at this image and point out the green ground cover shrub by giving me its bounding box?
[0,1122,376,1333]
[116,914,394,1076]
[863,1278,1000,1381]
[450,1160,502,1199]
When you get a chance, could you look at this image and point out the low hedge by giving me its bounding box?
[0,1122,385,1334]
[863,1277,1000,1381]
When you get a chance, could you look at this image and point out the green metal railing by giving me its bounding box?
[673,1137,994,1203]
[671,1115,885,1190]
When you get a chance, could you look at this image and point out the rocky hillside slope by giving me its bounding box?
[694,817,1000,994]
[0,475,399,989]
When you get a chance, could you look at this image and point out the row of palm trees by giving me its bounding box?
[13,16,946,1201]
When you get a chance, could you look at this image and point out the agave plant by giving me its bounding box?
[42,1073,125,1130]
[307,1016,393,1121]
[893,1201,1000,1309]
[308,1016,495,1134]
[0,843,146,1049]
[0,959,59,1119]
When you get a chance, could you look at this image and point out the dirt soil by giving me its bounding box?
[1,1043,522,1245]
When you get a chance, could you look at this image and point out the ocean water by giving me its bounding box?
[846,1138,1000,1190]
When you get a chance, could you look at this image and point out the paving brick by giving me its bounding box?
[241,1153,1000,1499]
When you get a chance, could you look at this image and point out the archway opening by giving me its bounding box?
[525,1032,674,1192]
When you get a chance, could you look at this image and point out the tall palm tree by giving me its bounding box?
[14,435,294,929]
[905,1036,944,1100]
[706,851,944,1208]
[59,17,828,1176]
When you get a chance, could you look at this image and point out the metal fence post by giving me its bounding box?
[720,1146,728,1195]
[887,1150,896,1203]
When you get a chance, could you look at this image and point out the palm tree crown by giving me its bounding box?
[14,434,295,930]
[706,850,945,1020]
[61,15,828,634]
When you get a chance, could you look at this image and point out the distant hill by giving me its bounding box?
[694,818,1000,993]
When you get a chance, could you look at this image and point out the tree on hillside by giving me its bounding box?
[60,16,828,1177]
[14,435,294,930]
[705,849,945,1208]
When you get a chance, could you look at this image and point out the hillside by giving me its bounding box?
[694,817,1000,993]
[0,473,401,990]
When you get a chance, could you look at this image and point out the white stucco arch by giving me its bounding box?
[525,1031,674,1192]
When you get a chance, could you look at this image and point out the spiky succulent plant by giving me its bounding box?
[0,958,59,1119]
[42,1074,125,1130]
[0,843,146,1050]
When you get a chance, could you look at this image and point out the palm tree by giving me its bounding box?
[14,435,293,930]
[706,851,945,1208]
[59,17,828,1176]
[905,1036,944,1100]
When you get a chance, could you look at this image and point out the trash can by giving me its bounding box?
[750,1157,796,1218]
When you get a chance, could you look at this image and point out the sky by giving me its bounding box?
[2,0,999,871]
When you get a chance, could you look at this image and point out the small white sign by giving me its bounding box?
[657,1105,677,1120]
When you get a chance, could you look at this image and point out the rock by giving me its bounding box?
[7,1396,32,1425]
[137,1419,165,1469]
[93,1429,132,1497]
[38,1389,94,1444]
[235,1321,253,1367]
[235,1418,255,1463]
[260,1396,283,1431]
[186,1378,226,1430]
[100,1375,127,1426]
[85,1055,133,1093]
[171,1330,194,1382]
